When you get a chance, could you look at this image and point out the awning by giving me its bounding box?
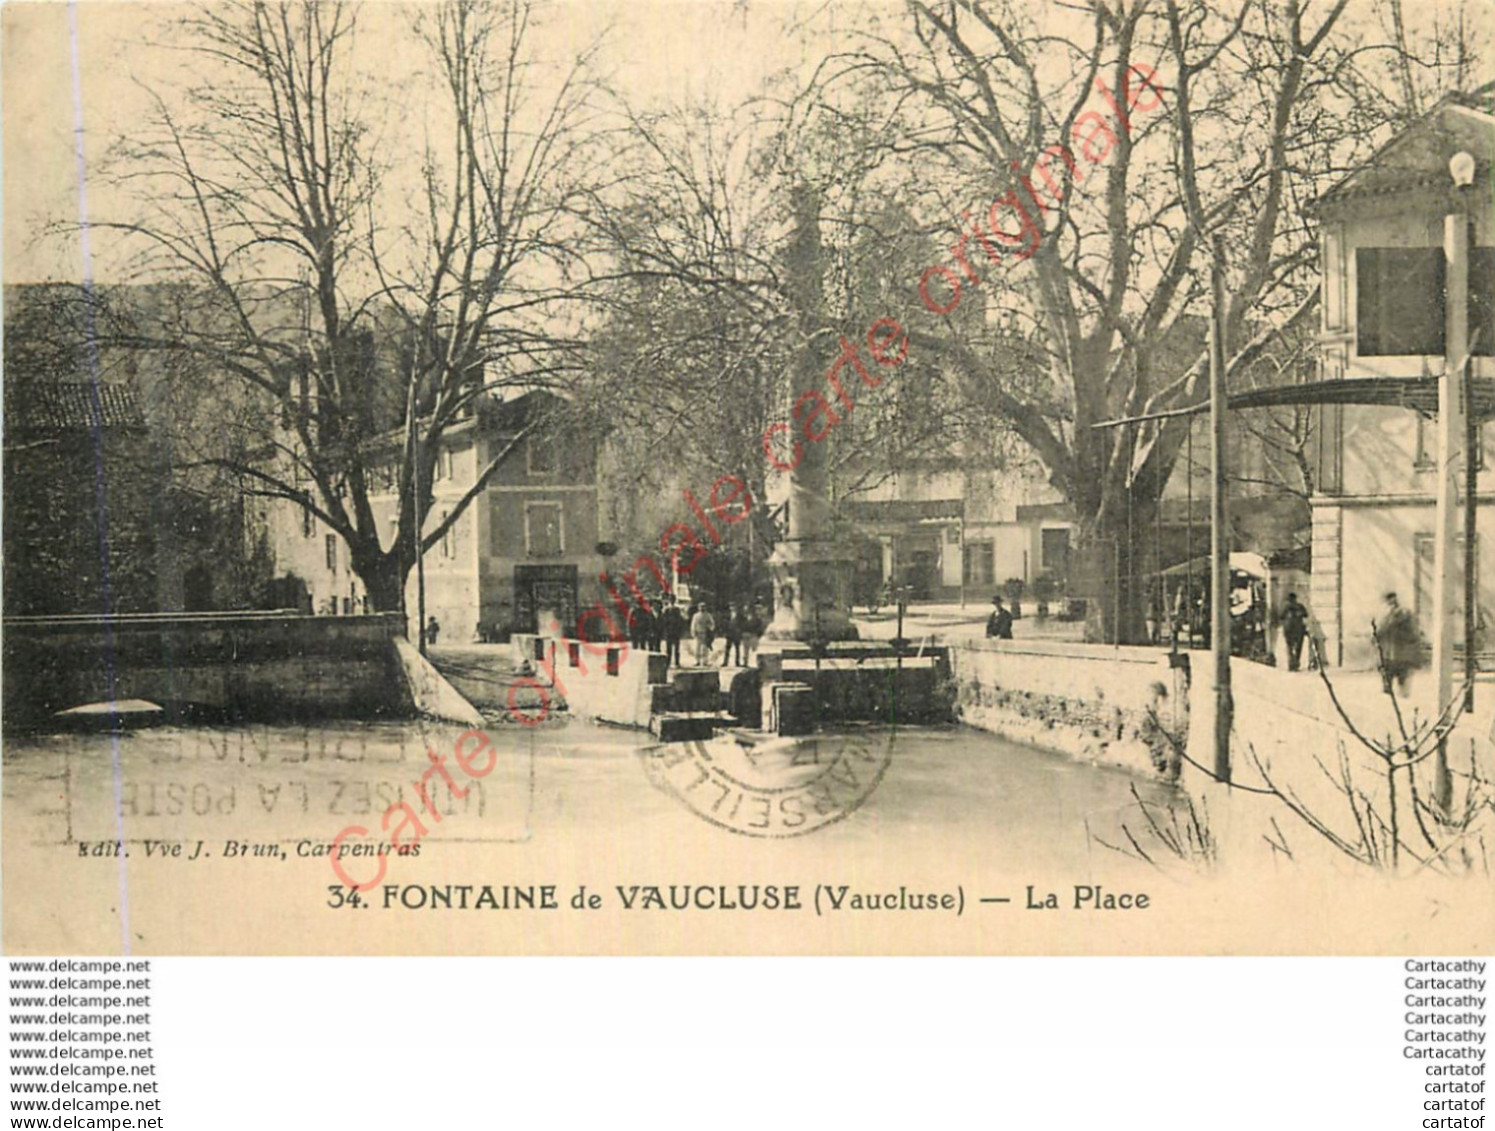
[843,498,964,524]
[1160,552,1269,579]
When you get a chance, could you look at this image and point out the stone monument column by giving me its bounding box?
[763,183,858,643]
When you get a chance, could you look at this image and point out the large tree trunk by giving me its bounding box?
[352,543,408,618]
[1077,488,1165,646]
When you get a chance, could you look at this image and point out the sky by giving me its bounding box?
[4,0,1487,285]
[2,0,831,284]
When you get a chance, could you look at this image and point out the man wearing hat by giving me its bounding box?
[986,595,1013,640]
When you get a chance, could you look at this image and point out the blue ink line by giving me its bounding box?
[68,0,132,956]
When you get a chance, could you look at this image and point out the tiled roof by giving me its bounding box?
[843,497,964,523]
[7,382,143,431]
[1313,92,1495,212]
[481,388,567,433]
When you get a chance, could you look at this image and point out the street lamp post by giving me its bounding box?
[414,429,427,657]
[1209,234,1233,783]
[1432,151,1476,813]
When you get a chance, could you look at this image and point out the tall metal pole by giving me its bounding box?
[1209,234,1233,782]
[1465,299,1479,712]
[1154,468,1163,644]
[959,515,966,609]
[1433,206,1470,811]
[1185,427,1194,643]
[1456,179,1479,713]
[415,438,427,657]
[406,373,428,656]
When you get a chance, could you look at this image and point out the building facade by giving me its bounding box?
[1310,93,1495,667]
[3,284,269,617]
[264,391,602,643]
[844,458,1078,603]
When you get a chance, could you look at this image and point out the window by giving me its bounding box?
[302,507,314,539]
[1356,246,1495,358]
[1323,227,1345,331]
[962,541,994,587]
[1041,528,1072,575]
[1356,248,1445,356]
[1416,414,1484,471]
[325,534,338,572]
[440,510,455,559]
[527,435,556,476]
[1318,403,1345,494]
[525,503,564,557]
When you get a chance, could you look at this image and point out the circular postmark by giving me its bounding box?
[642,728,892,838]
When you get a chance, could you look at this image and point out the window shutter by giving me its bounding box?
[1356,248,1446,357]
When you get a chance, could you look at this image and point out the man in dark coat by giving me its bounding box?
[722,605,744,666]
[986,595,1013,640]
[629,602,656,652]
[1280,592,1309,671]
[659,598,686,667]
[1375,591,1422,697]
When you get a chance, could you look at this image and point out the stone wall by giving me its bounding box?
[767,655,950,726]
[1186,650,1495,809]
[3,612,415,729]
[948,639,1189,780]
[950,635,1495,871]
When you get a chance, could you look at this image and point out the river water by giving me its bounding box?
[6,717,1180,876]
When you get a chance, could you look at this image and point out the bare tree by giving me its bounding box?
[824,0,1479,640]
[1230,324,1319,507]
[1236,638,1492,875]
[90,0,599,612]
[1126,638,1491,875]
[581,93,1003,564]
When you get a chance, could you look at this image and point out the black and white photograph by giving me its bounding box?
[3,0,1493,959]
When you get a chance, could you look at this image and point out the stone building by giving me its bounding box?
[264,389,600,643]
[844,457,1076,604]
[1308,91,1495,668]
[2,284,268,617]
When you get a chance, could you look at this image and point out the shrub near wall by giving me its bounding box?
[948,639,1187,781]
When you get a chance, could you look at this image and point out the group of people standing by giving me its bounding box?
[627,598,767,669]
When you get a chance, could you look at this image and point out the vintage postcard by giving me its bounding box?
[4,0,1493,956]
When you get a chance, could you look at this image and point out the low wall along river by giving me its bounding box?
[2,612,418,729]
[949,638,1188,782]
